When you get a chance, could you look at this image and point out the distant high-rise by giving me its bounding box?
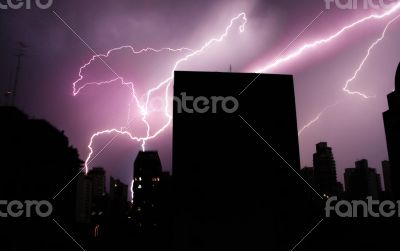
[344,159,382,199]
[132,151,163,227]
[383,62,400,198]
[87,167,106,197]
[110,176,128,217]
[382,160,392,192]
[75,173,92,224]
[313,142,338,196]
[87,167,107,218]
[110,176,128,202]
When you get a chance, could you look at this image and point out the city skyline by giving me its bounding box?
[1,1,400,250]
[0,69,398,249]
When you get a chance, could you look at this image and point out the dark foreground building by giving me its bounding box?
[383,62,400,199]
[0,106,82,251]
[172,71,316,251]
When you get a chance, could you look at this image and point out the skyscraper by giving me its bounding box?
[87,167,106,197]
[75,173,92,224]
[383,62,400,199]
[87,167,107,218]
[132,151,163,227]
[172,71,306,251]
[109,176,128,218]
[313,142,338,196]
[344,159,382,199]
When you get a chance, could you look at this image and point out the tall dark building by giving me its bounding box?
[87,167,107,220]
[172,71,309,251]
[344,159,382,199]
[383,62,400,199]
[313,142,338,196]
[76,173,92,224]
[109,176,128,218]
[88,167,106,197]
[132,151,163,227]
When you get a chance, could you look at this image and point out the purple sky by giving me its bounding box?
[0,0,399,186]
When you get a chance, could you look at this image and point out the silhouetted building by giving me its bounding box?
[132,151,163,228]
[383,63,400,198]
[76,173,92,224]
[382,160,392,192]
[109,176,128,218]
[172,71,309,251]
[87,167,108,226]
[344,159,381,199]
[0,106,82,251]
[88,167,106,197]
[313,142,338,196]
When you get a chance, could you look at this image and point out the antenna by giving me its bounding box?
[11,42,28,107]
[229,64,232,72]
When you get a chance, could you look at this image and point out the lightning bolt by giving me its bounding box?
[255,2,400,73]
[74,13,247,173]
[72,46,193,96]
[298,13,400,135]
[76,1,400,176]
[298,102,340,136]
[130,180,134,203]
[342,13,400,98]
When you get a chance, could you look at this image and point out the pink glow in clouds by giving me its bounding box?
[73,13,247,173]
[73,3,400,185]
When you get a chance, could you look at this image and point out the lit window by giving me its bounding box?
[138,184,142,189]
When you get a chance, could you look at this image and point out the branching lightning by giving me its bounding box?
[74,2,400,175]
[342,14,400,98]
[298,13,400,136]
[74,13,247,173]
[255,3,400,74]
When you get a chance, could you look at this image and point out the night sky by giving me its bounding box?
[1,0,399,186]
